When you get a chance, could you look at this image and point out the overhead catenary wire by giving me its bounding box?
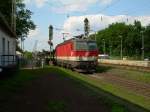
[46,0,150,19]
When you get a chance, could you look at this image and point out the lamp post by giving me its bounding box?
[141,31,144,60]
[119,35,123,60]
[109,42,112,57]
[94,31,97,41]
[103,39,106,54]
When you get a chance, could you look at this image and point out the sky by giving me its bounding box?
[23,0,150,51]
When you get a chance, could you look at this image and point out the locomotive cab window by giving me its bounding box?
[88,42,97,50]
[75,41,97,51]
[75,41,88,50]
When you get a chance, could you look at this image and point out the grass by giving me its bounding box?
[96,64,150,84]
[0,68,51,101]
[112,104,125,112]
[49,66,150,112]
[107,68,150,84]
[47,100,67,112]
[0,66,149,112]
[96,65,113,73]
[46,66,127,112]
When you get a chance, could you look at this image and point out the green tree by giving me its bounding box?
[0,0,36,39]
[24,51,32,59]
[16,1,36,52]
[16,1,36,38]
[89,21,149,59]
[144,25,150,57]
[0,0,12,23]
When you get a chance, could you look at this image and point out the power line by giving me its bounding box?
[96,0,121,14]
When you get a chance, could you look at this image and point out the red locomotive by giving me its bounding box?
[54,37,99,72]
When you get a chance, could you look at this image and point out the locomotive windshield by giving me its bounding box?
[88,42,97,50]
[75,41,97,51]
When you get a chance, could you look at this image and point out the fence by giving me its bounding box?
[0,55,17,67]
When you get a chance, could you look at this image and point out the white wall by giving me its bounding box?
[0,27,16,66]
[98,59,150,67]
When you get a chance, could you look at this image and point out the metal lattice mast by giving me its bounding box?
[32,40,38,59]
[49,25,53,57]
[84,18,90,38]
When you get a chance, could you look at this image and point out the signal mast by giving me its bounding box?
[48,25,53,57]
[84,18,90,38]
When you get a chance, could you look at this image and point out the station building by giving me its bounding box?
[0,9,17,73]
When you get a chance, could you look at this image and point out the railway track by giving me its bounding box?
[56,66,150,111]
[90,73,150,98]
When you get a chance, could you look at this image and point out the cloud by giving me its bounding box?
[24,0,48,8]
[24,38,50,51]
[25,34,50,51]
[25,27,61,51]
[28,28,40,38]
[51,0,98,13]
[63,14,150,37]
[23,0,31,4]
[35,0,48,8]
[51,0,114,13]
[24,0,113,11]
[100,0,113,5]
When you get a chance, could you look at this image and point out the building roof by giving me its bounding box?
[0,12,16,38]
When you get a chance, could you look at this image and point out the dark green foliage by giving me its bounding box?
[24,51,32,59]
[112,104,125,112]
[0,0,36,38]
[47,100,67,112]
[144,25,150,57]
[90,21,150,59]
[0,0,12,25]
[16,1,36,38]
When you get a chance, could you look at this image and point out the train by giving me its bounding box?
[53,36,99,72]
